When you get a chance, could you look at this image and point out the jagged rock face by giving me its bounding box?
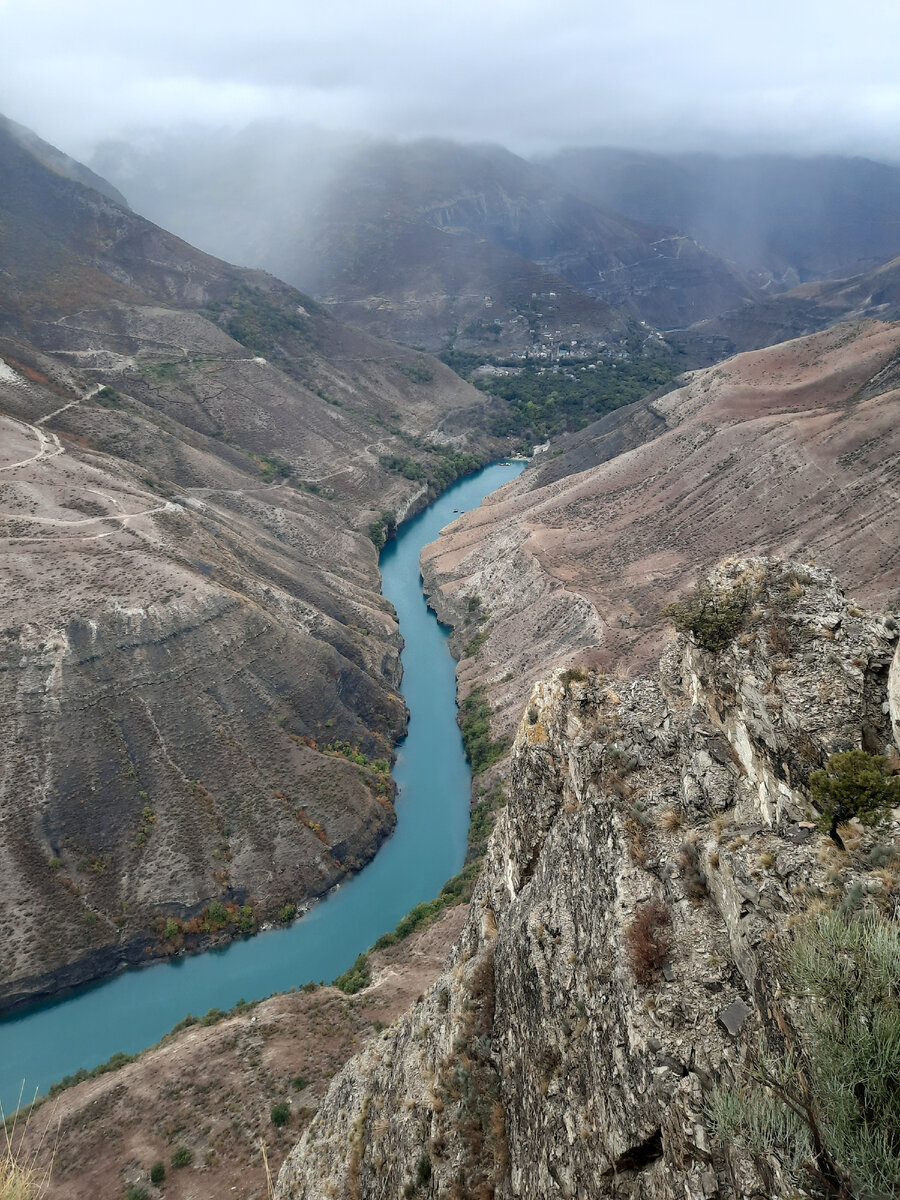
[275,561,899,1199]
[421,320,900,738]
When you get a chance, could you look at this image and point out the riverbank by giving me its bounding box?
[8,906,469,1200]
[0,461,524,1115]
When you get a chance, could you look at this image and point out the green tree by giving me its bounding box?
[809,750,900,849]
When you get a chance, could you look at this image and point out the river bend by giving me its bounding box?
[0,461,524,1114]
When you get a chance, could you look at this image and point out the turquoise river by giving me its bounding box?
[0,460,524,1115]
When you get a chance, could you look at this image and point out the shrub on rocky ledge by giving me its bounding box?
[333,952,371,994]
[625,898,672,986]
[710,910,900,1198]
[270,1102,291,1128]
[663,579,756,653]
[810,750,900,850]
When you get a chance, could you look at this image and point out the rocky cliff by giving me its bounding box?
[276,559,900,1199]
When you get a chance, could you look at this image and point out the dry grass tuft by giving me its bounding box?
[625,899,673,986]
[657,807,683,833]
[1,1094,56,1200]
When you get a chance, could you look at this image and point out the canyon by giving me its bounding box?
[2,115,899,1200]
[0,114,499,1011]
[277,557,900,1198]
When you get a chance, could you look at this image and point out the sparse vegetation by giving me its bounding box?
[442,331,676,442]
[559,666,587,691]
[677,841,708,901]
[170,1146,192,1169]
[333,953,371,995]
[459,687,508,774]
[270,1102,291,1128]
[47,1050,137,1097]
[709,910,900,1198]
[809,750,900,850]
[95,384,124,409]
[0,1115,53,1200]
[369,509,397,550]
[149,1161,165,1184]
[393,360,434,384]
[663,578,757,653]
[625,899,672,986]
[207,284,315,360]
[379,444,484,497]
[433,947,507,1196]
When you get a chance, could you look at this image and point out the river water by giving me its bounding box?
[0,460,524,1115]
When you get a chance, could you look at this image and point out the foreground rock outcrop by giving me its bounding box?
[276,560,900,1199]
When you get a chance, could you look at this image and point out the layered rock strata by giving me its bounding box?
[276,559,899,1199]
[0,117,492,1008]
[422,320,900,739]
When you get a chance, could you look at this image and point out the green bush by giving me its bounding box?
[333,952,371,994]
[369,509,397,550]
[47,1049,137,1097]
[149,1161,165,1184]
[459,688,508,773]
[709,910,900,1198]
[394,360,434,384]
[170,1147,192,1168]
[126,1187,149,1200]
[270,1102,291,1127]
[663,580,755,653]
[810,750,900,848]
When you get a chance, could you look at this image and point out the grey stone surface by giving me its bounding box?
[276,561,900,1200]
[717,998,752,1037]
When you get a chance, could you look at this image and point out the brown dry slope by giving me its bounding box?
[422,320,900,734]
[0,116,495,1011]
[12,906,467,1200]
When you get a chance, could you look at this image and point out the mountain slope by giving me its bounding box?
[546,148,900,290]
[0,118,492,1010]
[276,561,900,1199]
[91,129,757,346]
[670,254,900,364]
[420,320,900,738]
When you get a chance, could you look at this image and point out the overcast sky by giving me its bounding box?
[2,0,900,161]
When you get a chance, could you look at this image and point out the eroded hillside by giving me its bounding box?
[0,119,495,1009]
[422,320,900,738]
[276,560,900,1199]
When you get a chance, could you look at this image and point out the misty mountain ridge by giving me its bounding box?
[88,129,756,341]
[89,125,900,362]
[545,145,900,289]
